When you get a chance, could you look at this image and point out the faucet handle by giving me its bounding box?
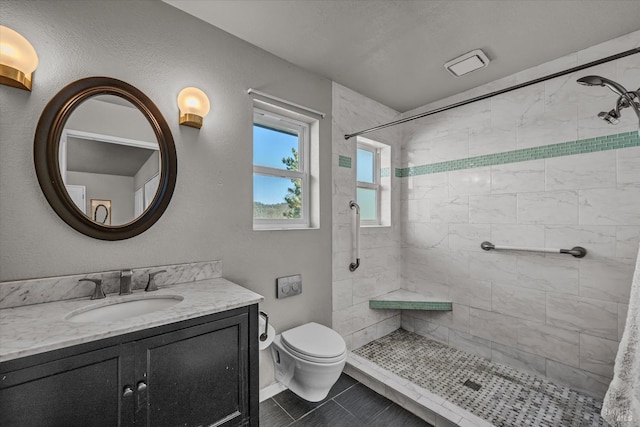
[79,278,106,300]
[145,270,167,292]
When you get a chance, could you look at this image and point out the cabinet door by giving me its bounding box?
[0,344,135,427]
[134,312,249,427]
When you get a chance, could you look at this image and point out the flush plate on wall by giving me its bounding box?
[276,274,302,299]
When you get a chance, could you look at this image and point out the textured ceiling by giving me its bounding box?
[164,0,640,112]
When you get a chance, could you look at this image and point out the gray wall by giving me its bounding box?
[67,171,134,225]
[134,151,160,192]
[0,0,333,337]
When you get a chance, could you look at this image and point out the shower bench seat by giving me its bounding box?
[369,289,452,311]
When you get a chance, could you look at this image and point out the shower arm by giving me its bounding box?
[618,90,640,127]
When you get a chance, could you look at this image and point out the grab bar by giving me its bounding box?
[349,201,360,271]
[481,241,587,258]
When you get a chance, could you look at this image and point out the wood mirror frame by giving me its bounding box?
[34,77,177,240]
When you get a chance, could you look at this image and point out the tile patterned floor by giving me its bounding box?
[260,372,433,426]
[353,329,608,427]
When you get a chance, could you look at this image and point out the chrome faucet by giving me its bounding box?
[145,270,166,292]
[79,278,106,300]
[119,269,133,295]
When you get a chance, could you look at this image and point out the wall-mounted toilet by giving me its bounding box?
[270,322,347,402]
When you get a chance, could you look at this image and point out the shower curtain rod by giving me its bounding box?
[344,48,640,140]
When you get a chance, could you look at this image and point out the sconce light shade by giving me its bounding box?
[177,87,210,129]
[0,26,39,91]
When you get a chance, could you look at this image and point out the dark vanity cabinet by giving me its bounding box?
[0,305,259,427]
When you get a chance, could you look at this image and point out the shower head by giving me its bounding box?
[577,75,640,129]
[576,75,628,96]
[597,110,620,125]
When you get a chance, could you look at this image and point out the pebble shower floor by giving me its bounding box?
[353,329,607,427]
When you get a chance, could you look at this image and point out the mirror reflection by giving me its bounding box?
[60,95,160,226]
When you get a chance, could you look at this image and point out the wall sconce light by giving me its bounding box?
[0,26,39,91]
[177,87,210,129]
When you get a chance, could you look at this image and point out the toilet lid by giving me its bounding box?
[281,322,346,359]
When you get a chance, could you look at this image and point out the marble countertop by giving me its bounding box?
[0,278,263,363]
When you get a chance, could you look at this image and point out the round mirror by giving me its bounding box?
[34,77,177,240]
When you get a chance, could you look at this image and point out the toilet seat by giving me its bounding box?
[281,322,346,364]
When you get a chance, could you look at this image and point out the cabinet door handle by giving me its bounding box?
[123,386,134,397]
[137,381,147,392]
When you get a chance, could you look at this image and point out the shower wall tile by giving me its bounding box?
[448,168,491,197]
[490,342,547,377]
[579,334,618,378]
[491,283,546,322]
[617,146,640,187]
[541,58,581,107]
[517,191,579,224]
[447,329,492,359]
[490,160,545,194]
[579,187,640,225]
[516,254,580,294]
[616,228,640,259]
[491,83,544,130]
[469,194,517,224]
[468,252,517,283]
[428,303,470,333]
[579,257,634,303]
[448,224,491,251]
[414,317,449,344]
[616,52,640,90]
[449,276,492,311]
[490,225,545,248]
[429,197,469,223]
[546,360,611,399]
[331,82,402,350]
[516,319,580,367]
[425,130,469,164]
[469,126,516,157]
[406,223,449,250]
[516,105,578,149]
[469,308,517,347]
[332,279,353,311]
[545,151,616,191]
[352,324,377,350]
[406,173,449,200]
[546,294,618,339]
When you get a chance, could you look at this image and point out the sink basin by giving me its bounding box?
[66,295,184,323]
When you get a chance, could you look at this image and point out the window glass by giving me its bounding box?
[253,108,309,228]
[254,175,302,219]
[357,148,374,183]
[253,124,299,170]
[357,187,377,221]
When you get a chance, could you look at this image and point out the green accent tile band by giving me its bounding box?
[381,167,390,178]
[396,131,639,178]
[369,300,453,311]
[339,155,352,168]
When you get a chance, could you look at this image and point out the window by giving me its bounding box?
[356,137,391,227]
[356,142,380,224]
[253,108,310,229]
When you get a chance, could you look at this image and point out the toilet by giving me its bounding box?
[270,322,347,402]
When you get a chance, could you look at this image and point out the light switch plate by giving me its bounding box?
[276,274,302,299]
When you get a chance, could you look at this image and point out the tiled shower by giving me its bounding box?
[332,28,640,406]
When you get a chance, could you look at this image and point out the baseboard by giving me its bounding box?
[259,381,287,402]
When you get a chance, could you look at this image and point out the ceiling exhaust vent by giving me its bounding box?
[444,49,490,77]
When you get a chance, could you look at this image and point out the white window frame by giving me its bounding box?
[253,108,310,229]
[356,141,381,226]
